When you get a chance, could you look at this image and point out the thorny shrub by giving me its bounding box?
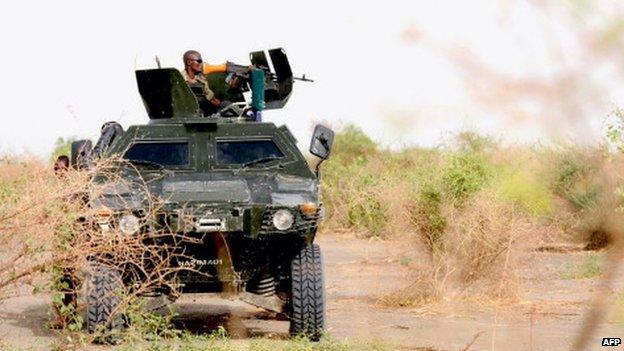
[384,191,534,307]
[0,156,197,344]
[410,184,446,254]
[443,193,533,290]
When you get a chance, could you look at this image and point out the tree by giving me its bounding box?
[51,137,76,162]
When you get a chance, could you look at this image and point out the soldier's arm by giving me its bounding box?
[204,84,221,106]
[204,87,220,106]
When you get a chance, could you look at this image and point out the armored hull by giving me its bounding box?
[62,50,334,340]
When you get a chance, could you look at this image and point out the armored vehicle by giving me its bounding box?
[65,48,334,339]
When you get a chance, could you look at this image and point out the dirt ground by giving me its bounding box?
[0,234,623,350]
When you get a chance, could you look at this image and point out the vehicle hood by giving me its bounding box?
[91,171,318,211]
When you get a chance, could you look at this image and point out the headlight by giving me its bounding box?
[119,214,140,234]
[272,209,294,231]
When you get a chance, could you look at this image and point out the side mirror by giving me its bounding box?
[71,139,93,170]
[309,124,334,160]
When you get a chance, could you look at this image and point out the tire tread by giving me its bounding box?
[86,264,123,336]
[290,243,325,340]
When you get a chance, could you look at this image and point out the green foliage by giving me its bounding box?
[328,125,376,166]
[0,181,12,203]
[346,191,389,238]
[117,326,229,351]
[321,125,391,237]
[50,223,82,334]
[51,137,76,162]
[442,151,492,204]
[567,186,600,211]
[113,332,390,351]
[412,184,446,253]
[50,289,83,332]
[318,125,613,254]
[552,151,600,211]
[451,131,496,154]
[555,157,583,193]
[494,168,553,216]
[606,108,624,152]
[124,300,182,341]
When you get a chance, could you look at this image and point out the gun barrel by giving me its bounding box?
[227,62,313,83]
[293,74,314,82]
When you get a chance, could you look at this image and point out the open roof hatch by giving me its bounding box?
[250,48,294,110]
[136,68,201,120]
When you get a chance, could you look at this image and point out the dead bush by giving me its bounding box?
[444,192,533,290]
[387,191,535,306]
[378,262,450,308]
[0,157,194,342]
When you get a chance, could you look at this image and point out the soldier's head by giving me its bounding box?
[183,50,203,74]
[54,155,70,177]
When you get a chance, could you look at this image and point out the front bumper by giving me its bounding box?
[154,204,320,237]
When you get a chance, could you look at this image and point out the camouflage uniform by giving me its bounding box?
[181,70,215,102]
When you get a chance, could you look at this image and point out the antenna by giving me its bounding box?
[155,56,162,68]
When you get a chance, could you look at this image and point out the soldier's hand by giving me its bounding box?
[210,97,221,106]
[229,75,243,89]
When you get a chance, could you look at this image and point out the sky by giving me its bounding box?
[0,0,619,157]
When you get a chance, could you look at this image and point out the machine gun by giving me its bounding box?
[218,48,312,110]
[225,62,314,84]
[221,58,313,116]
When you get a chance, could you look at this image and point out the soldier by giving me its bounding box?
[183,50,260,117]
[53,155,70,177]
[182,50,227,115]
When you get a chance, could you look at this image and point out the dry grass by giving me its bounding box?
[377,263,449,308]
[319,126,624,309]
[380,192,534,307]
[444,193,533,287]
[0,157,83,299]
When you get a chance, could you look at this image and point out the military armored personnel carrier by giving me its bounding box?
[64,48,334,339]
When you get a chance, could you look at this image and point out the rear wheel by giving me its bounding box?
[86,264,124,341]
[289,243,325,340]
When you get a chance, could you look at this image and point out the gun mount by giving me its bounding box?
[136,48,310,120]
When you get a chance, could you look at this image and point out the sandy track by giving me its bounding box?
[0,234,621,350]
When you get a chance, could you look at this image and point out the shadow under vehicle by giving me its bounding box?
[60,48,334,340]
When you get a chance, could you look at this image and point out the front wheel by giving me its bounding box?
[289,243,325,340]
[86,264,124,341]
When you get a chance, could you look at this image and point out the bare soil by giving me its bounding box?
[0,234,622,350]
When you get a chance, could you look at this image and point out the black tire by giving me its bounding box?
[289,243,325,340]
[86,264,124,340]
